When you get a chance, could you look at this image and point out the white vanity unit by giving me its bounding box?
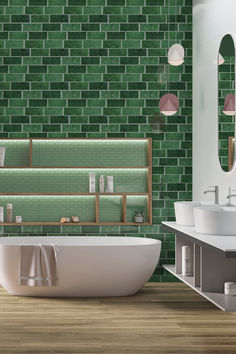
[162,221,236,312]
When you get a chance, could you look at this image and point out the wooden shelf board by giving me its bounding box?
[32,138,150,140]
[0,166,150,169]
[0,222,96,226]
[163,264,236,312]
[0,193,150,196]
[0,137,150,141]
[0,222,150,226]
[99,222,150,225]
[0,166,30,169]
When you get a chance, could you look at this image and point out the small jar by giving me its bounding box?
[60,217,71,223]
[134,211,144,223]
[15,216,22,223]
[224,282,236,295]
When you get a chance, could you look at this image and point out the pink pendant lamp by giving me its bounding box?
[223,93,235,116]
[159,94,179,116]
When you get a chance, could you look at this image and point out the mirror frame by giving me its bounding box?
[228,136,235,171]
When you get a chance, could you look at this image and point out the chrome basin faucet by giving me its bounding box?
[203,185,219,204]
[226,187,236,205]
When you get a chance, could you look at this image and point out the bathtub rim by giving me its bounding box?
[0,236,161,247]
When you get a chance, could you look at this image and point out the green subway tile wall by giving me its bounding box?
[0,0,192,282]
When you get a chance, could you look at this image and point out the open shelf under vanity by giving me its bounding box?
[162,222,236,312]
[163,264,236,312]
[0,138,152,226]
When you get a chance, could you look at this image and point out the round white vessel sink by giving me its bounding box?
[194,205,236,235]
[174,201,211,226]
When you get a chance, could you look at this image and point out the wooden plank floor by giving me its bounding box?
[1,283,236,354]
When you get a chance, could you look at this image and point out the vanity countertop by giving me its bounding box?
[162,222,236,254]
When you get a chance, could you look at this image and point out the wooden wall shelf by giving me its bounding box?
[0,193,150,196]
[0,138,152,226]
[0,222,150,226]
[0,166,149,169]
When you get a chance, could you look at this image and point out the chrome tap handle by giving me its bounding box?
[228,187,232,205]
[215,186,219,204]
[227,187,236,205]
[204,185,219,204]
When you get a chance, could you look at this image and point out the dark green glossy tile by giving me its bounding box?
[0,0,193,283]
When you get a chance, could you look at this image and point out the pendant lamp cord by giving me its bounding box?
[175,0,178,111]
[175,0,177,44]
[168,0,170,93]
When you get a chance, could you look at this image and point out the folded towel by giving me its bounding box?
[20,245,58,287]
[40,245,58,287]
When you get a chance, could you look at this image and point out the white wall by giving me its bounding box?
[193,0,236,203]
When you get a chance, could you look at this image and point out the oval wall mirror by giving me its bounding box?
[218,34,235,172]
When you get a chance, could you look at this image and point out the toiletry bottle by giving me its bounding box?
[182,245,192,276]
[224,282,236,295]
[0,207,3,223]
[99,175,104,193]
[89,172,96,193]
[107,176,114,193]
[7,204,12,223]
[0,147,5,167]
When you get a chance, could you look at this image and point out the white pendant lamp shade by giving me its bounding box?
[168,44,184,66]
[223,93,235,116]
[218,53,225,66]
[159,94,179,116]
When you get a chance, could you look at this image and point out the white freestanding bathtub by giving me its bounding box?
[0,236,161,297]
